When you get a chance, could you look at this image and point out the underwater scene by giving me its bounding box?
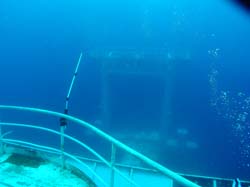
[0,0,250,182]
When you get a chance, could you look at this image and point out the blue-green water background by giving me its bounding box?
[0,0,250,179]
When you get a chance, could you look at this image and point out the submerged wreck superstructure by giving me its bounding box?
[0,105,250,187]
[0,50,249,187]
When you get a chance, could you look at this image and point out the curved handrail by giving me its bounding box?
[0,105,201,187]
[0,122,111,166]
[2,138,109,187]
[0,122,139,187]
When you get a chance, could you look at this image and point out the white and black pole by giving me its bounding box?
[60,52,83,167]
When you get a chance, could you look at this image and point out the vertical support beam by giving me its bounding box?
[161,64,173,134]
[129,168,134,187]
[60,126,65,168]
[110,143,116,187]
[101,61,110,128]
[92,162,97,181]
[213,180,217,187]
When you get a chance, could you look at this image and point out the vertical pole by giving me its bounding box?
[59,52,83,167]
[92,162,97,181]
[129,168,134,187]
[101,62,110,129]
[110,143,116,187]
[213,180,217,187]
[161,64,172,134]
[60,125,65,167]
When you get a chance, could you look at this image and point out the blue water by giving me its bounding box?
[0,0,250,180]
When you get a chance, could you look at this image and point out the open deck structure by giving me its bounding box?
[0,105,250,187]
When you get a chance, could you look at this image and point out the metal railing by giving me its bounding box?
[0,105,201,187]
